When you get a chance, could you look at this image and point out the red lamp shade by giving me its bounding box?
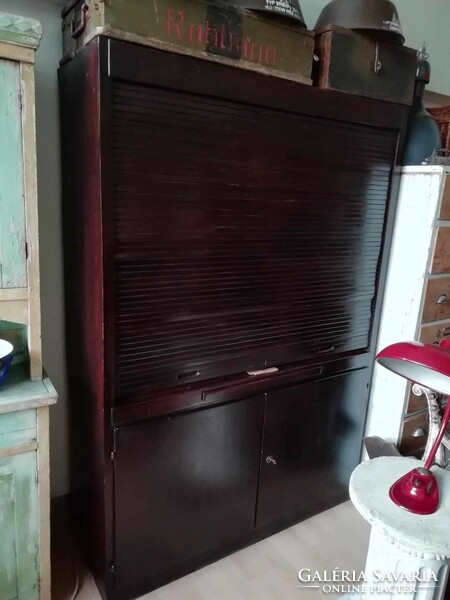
[376,340,450,396]
[376,340,450,515]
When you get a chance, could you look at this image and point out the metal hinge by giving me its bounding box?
[25,241,29,260]
[109,562,115,574]
[110,451,115,461]
[18,91,23,111]
[35,469,39,484]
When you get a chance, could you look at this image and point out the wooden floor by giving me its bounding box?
[52,501,370,600]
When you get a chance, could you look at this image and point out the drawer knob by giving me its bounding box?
[436,294,449,305]
[266,456,277,466]
[412,427,426,438]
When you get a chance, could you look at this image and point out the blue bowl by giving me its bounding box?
[0,340,14,387]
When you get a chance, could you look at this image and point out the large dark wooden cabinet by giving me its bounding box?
[59,34,409,600]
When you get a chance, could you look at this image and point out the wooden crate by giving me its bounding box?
[314,25,416,105]
[62,0,314,83]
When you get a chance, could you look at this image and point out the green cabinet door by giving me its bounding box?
[0,57,27,289]
[0,452,39,600]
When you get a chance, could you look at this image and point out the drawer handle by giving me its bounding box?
[436,294,449,305]
[319,345,336,353]
[177,370,200,380]
[266,456,277,466]
[373,42,382,74]
[412,427,427,438]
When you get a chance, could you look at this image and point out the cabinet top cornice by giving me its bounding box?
[0,12,42,50]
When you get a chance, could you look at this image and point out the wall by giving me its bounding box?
[0,0,449,498]
[0,0,68,498]
[301,0,450,96]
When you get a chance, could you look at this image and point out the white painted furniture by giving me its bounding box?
[348,457,450,600]
[0,12,57,600]
[366,166,450,456]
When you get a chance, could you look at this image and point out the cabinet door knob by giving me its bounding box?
[412,427,426,438]
[266,456,277,465]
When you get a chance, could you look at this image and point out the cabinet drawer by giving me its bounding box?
[439,175,450,220]
[418,321,450,345]
[399,412,428,456]
[0,410,36,451]
[422,277,450,322]
[431,227,450,274]
[405,384,427,415]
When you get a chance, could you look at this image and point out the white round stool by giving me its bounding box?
[346,456,450,600]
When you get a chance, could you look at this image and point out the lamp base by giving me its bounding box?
[389,467,439,515]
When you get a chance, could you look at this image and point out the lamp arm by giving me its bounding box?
[424,397,450,470]
[417,385,446,467]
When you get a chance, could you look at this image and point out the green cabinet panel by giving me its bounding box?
[0,452,39,600]
[0,57,26,289]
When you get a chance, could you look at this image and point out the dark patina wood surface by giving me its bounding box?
[59,37,408,600]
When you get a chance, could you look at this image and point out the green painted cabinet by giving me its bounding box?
[0,12,58,600]
[0,451,39,600]
[0,12,43,380]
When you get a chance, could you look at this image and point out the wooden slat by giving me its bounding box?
[0,40,34,64]
[21,61,42,379]
[0,442,37,459]
[37,406,51,600]
[0,288,28,301]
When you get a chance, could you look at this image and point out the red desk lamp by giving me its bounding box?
[376,340,450,515]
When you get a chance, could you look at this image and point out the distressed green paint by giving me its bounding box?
[0,452,39,600]
[0,472,18,599]
[0,409,36,451]
[0,58,27,289]
[0,410,35,437]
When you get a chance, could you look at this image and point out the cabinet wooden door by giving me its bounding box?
[113,395,264,598]
[0,58,27,289]
[256,368,369,527]
[0,451,39,600]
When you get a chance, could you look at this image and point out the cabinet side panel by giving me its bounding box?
[365,170,442,443]
[59,40,108,597]
[0,58,27,289]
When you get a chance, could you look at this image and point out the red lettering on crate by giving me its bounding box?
[166,7,278,66]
